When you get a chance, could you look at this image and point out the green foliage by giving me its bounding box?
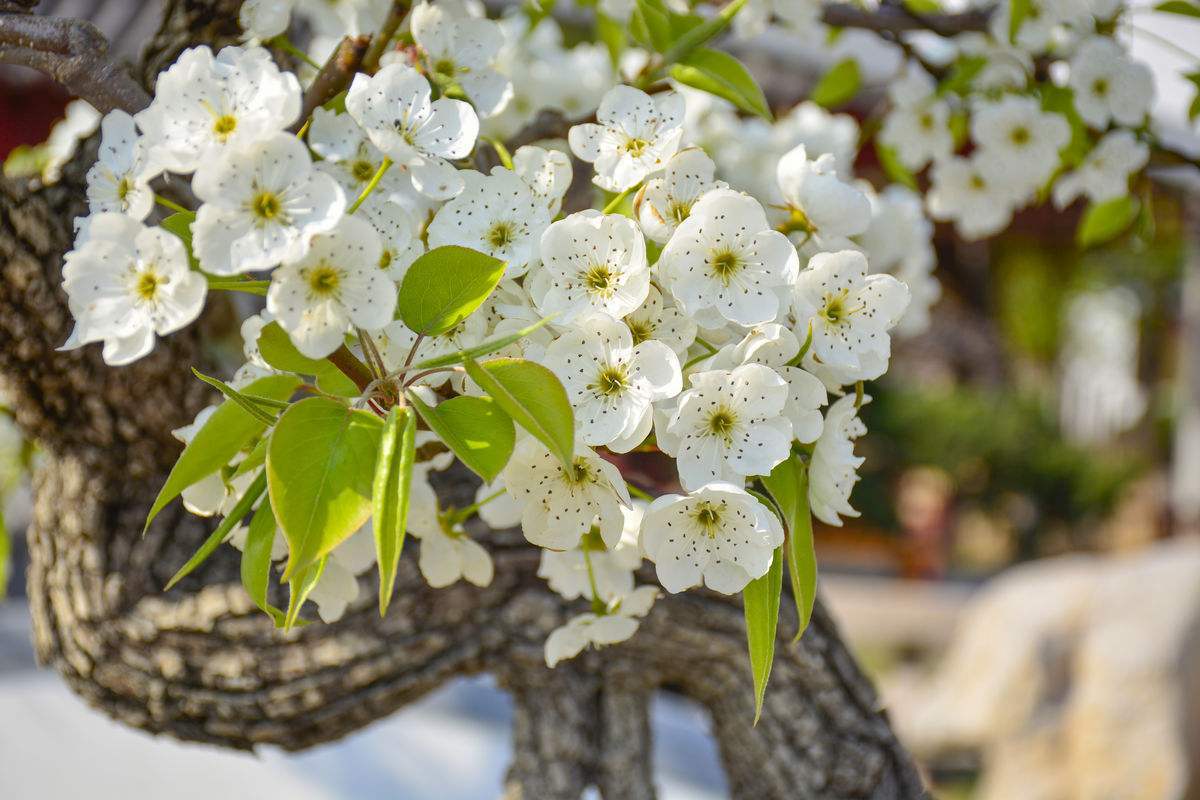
[1077,196,1140,249]
[669,48,772,120]
[2,143,50,179]
[761,456,818,640]
[258,321,359,396]
[810,58,861,109]
[463,356,575,468]
[166,471,267,590]
[397,245,505,337]
[284,556,328,630]
[373,406,416,615]
[145,374,299,532]
[595,11,627,68]
[159,212,200,270]
[938,56,986,96]
[875,141,918,191]
[631,0,675,51]
[1186,72,1200,121]
[1155,0,1200,16]
[743,546,783,724]
[191,369,282,425]
[268,397,383,579]
[1040,85,1092,169]
[407,393,515,482]
[410,315,556,369]
[241,499,289,625]
[1009,0,1033,41]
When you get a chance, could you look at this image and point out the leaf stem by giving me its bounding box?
[602,183,639,215]
[347,157,394,214]
[483,136,515,170]
[154,194,193,218]
[327,345,375,392]
[447,487,506,524]
[625,481,655,502]
[271,35,322,70]
[206,278,270,296]
[583,547,607,614]
[361,0,413,73]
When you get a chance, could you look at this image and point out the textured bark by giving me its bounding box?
[0,2,927,797]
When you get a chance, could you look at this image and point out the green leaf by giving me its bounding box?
[1155,0,1200,16]
[283,556,327,630]
[397,245,505,337]
[595,11,627,69]
[1185,72,1200,121]
[669,48,772,121]
[410,315,556,370]
[761,456,818,639]
[743,546,783,724]
[145,374,299,532]
[373,406,416,615]
[938,55,986,96]
[257,321,359,396]
[240,497,288,625]
[810,58,860,109]
[1009,0,1032,42]
[407,393,515,482]
[631,0,675,51]
[1039,85,1091,169]
[165,472,267,590]
[903,0,941,12]
[160,212,199,270]
[191,369,278,425]
[463,357,575,468]
[661,0,748,65]
[268,397,384,579]
[1077,196,1140,248]
[232,437,268,479]
[875,141,918,191]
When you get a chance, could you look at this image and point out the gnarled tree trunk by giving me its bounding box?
[0,1,926,797]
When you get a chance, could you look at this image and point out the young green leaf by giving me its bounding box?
[874,141,918,192]
[761,456,818,638]
[743,546,783,724]
[257,321,359,396]
[669,48,772,120]
[268,397,384,579]
[1155,0,1200,17]
[145,374,299,532]
[397,245,505,337]
[232,437,269,478]
[661,0,746,64]
[1009,0,1033,41]
[409,314,556,370]
[240,497,288,625]
[810,58,861,109]
[1077,196,1140,248]
[632,0,675,51]
[407,392,515,482]
[165,471,267,590]
[463,356,574,468]
[373,406,416,616]
[159,211,199,270]
[283,556,328,630]
[191,369,278,425]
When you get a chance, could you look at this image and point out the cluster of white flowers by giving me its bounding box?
[58,0,1166,673]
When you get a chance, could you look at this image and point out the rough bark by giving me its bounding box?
[0,1,927,797]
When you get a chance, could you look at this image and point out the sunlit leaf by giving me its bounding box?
[463,356,574,468]
[373,406,416,615]
[165,472,267,590]
[397,245,505,337]
[669,48,771,120]
[743,546,783,724]
[408,393,515,482]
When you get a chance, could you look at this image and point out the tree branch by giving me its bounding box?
[0,11,150,114]
[820,3,993,35]
[290,34,370,134]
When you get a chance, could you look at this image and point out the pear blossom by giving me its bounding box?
[411,0,513,117]
[544,586,659,667]
[41,99,100,184]
[308,527,378,622]
[879,67,954,172]
[346,63,479,199]
[775,144,872,249]
[135,45,300,174]
[535,211,650,322]
[502,438,632,550]
[265,215,395,358]
[172,406,260,517]
[663,363,792,490]
[641,483,784,593]
[428,168,551,277]
[60,214,207,366]
[623,284,697,359]
[85,111,156,220]
[568,86,685,191]
[296,0,391,37]
[659,189,799,328]
[539,504,644,602]
[476,477,523,529]
[408,476,494,588]
[513,145,573,216]
[808,394,867,526]
[970,96,1070,194]
[927,154,1021,240]
[376,313,488,382]
[192,133,345,275]
[792,250,910,382]
[309,108,408,198]
[1069,37,1154,130]
[239,0,293,40]
[635,147,726,245]
[356,194,425,281]
[1053,130,1150,209]
[544,313,681,452]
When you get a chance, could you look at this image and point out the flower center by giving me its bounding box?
[213,114,238,139]
[918,111,934,130]
[668,199,693,225]
[116,176,133,202]
[434,58,458,79]
[486,221,517,250]
[708,248,744,284]
[1009,126,1031,147]
[627,317,654,345]
[1092,78,1109,97]
[820,289,853,325]
[306,264,341,297]
[584,263,616,295]
[252,191,282,221]
[624,137,650,157]
[379,249,393,271]
[705,407,738,441]
[969,172,987,191]
[591,363,629,398]
[351,159,376,182]
[563,457,595,486]
[135,270,163,301]
[690,500,725,538]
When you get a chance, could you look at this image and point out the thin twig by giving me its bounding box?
[290,34,371,134]
[0,12,150,113]
[361,0,412,73]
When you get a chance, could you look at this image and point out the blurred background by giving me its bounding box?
[2,1,1200,798]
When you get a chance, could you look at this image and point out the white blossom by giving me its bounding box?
[409,472,494,588]
[659,189,798,328]
[513,145,573,216]
[663,363,792,490]
[411,0,513,117]
[1069,37,1154,129]
[635,147,726,245]
[240,0,293,40]
[85,111,157,220]
[428,168,551,277]
[192,133,345,275]
[539,503,644,602]
[265,215,395,358]
[544,586,658,667]
[879,66,954,172]
[61,214,207,365]
[1052,129,1149,209]
[346,63,479,199]
[641,483,783,593]
[568,85,685,191]
[544,312,681,452]
[535,211,650,322]
[927,153,1021,240]
[970,96,1070,195]
[808,394,867,526]
[775,144,872,249]
[135,45,300,174]
[503,438,632,550]
[623,284,697,360]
